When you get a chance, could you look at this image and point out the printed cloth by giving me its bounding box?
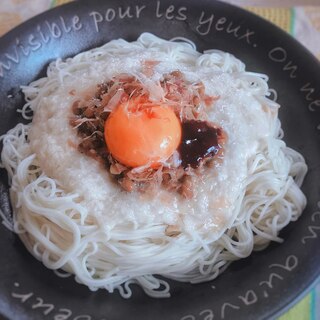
[0,0,319,319]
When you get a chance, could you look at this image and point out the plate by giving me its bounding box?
[0,0,320,319]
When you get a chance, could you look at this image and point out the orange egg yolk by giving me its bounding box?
[104,98,182,168]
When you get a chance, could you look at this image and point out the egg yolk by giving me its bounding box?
[104,98,182,168]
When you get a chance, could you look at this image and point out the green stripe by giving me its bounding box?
[311,290,316,320]
[278,294,311,320]
[290,7,296,36]
[51,0,56,8]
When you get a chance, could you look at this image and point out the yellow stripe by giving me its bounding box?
[54,0,73,6]
[245,7,292,33]
[278,294,311,320]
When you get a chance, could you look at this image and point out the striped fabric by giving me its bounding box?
[243,8,320,320]
[246,6,320,59]
[246,7,294,33]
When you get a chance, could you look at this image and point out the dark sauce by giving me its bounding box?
[179,120,222,168]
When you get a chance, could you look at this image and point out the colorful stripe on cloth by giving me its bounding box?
[247,7,320,318]
[246,5,320,59]
[51,0,71,6]
[280,294,312,320]
[246,7,293,33]
[315,282,320,320]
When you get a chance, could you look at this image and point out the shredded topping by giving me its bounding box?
[69,68,226,198]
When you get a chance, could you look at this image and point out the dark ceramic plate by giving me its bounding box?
[0,0,320,319]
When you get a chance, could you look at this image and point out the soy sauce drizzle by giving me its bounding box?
[179,120,223,168]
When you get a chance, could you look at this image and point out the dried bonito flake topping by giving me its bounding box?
[70,71,226,198]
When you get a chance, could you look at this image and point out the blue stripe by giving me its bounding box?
[290,8,296,36]
[311,289,316,320]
